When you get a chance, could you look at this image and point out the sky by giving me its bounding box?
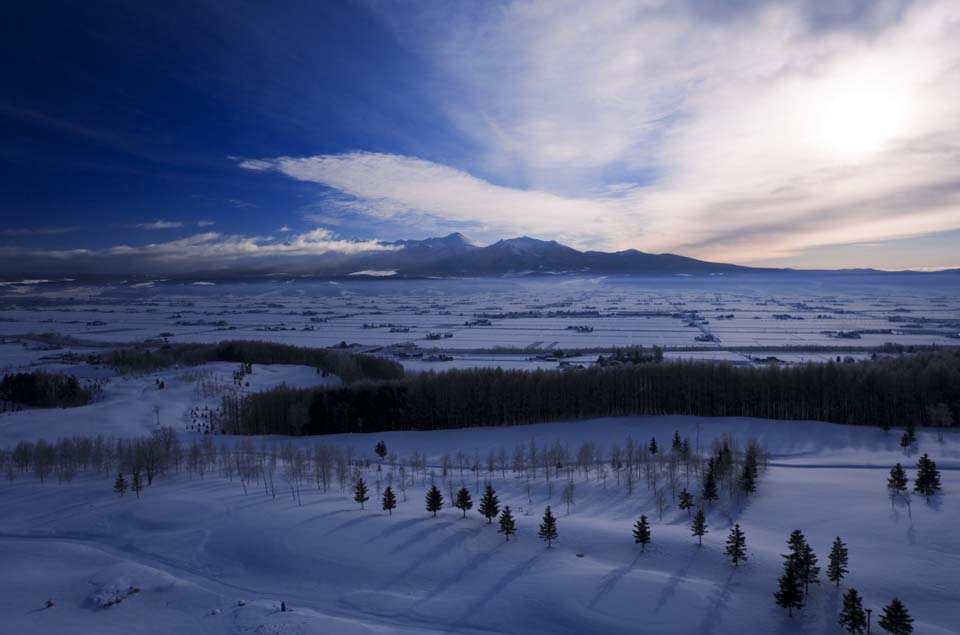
[1,0,959,273]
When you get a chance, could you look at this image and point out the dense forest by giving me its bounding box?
[216,350,960,436]
[99,340,403,383]
[0,371,100,408]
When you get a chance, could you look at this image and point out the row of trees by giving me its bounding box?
[99,339,403,383]
[219,350,960,435]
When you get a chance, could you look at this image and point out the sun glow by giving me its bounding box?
[810,66,912,161]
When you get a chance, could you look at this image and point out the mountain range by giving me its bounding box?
[314,233,756,277]
[269,233,954,278]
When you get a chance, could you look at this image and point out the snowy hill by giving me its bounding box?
[1,361,957,635]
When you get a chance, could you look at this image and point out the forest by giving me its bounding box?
[0,370,100,408]
[98,340,403,383]
[215,350,960,436]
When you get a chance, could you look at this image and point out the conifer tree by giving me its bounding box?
[837,588,867,634]
[702,460,719,504]
[774,559,804,617]
[375,440,387,460]
[425,484,444,517]
[382,486,397,515]
[649,437,658,455]
[739,459,756,494]
[478,483,499,524]
[899,432,911,452]
[887,463,908,497]
[878,597,913,635]
[455,487,473,518]
[725,524,747,566]
[678,488,694,517]
[671,431,683,454]
[354,477,370,509]
[132,469,142,499]
[539,506,558,547]
[799,543,820,596]
[114,472,126,496]
[692,508,708,546]
[633,515,651,552]
[498,506,516,541]
[914,453,942,499]
[827,536,849,588]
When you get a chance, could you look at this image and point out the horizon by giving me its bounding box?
[2,1,960,273]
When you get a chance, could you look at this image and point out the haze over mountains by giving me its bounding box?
[4,233,952,281]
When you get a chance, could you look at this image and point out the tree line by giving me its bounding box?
[0,370,102,408]
[98,340,403,383]
[217,350,960,435]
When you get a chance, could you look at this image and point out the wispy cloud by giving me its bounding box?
[125,219,185,230]
[323,0,960,263]
[0,228,396,273]
[197,220,215,227]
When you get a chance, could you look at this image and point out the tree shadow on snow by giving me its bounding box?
[378,524,482,591]
[448,550,545,633]
[403,538,499,616]
[653,546,699,613]
[322,513,377,536]
[698,568,739,635]
[587,552,642,609]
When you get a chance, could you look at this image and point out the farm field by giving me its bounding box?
[2,274,958,371]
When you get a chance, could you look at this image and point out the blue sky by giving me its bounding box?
[1,0,959,272]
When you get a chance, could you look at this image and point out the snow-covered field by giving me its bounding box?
[1,360,957,634]
[1,276,957,634]
[2,275,958,370]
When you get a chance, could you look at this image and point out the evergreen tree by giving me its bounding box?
[671,431,683,454]
[478,483,500,524]
[799,543,820,596]
[354,477,370,509]
[374,440,387,460]
[692,508,708,546]
[382,486,397,515]
[538,506,558,547]
[498,506,516,541]
[725,524,747,566]
[878,598,913,635]
[899,432,911,452]
[114,472,126,496]
[678,488,694,517]
[887,463,908,496]
[739,459,756,494]
[425,484,444,517]
[827,536,849,588]
[702,460,719,504]
[131,469,142,499]
[914,453,942,499]
[455,487,473,518]
[837,588,867,634]
[774,559,804,617]
[649,437,658,455]
[633,515,651,552]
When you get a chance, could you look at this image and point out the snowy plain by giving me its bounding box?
[0,274,958,634]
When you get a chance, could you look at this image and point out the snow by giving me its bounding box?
[1,407,958,634]
[1,274,958,634]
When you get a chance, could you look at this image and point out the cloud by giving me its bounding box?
[0,226,78,237]
[332,0,960,263]
[197,220,215,227]
[240,153,623,248]
[0,229,396,273]
[126,219,185,230]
